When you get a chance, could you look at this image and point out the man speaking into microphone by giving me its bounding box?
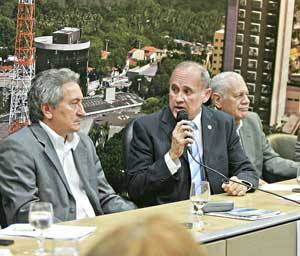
[126,61,259,207]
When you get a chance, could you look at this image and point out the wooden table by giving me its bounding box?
[1,179,300,256]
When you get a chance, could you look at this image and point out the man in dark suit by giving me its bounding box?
[126,61,258,207]
[0,68,136,225]
[210,71,298,184]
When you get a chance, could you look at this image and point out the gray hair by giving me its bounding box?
[210,71,245,96]
[28,68,80,122]
[173,61,210,89]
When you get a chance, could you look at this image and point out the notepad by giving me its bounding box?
[206,208,282,221]
[0,224,96,240]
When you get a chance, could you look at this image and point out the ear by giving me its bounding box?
[41,103,54,120]
[211,92,223,109]
[202,88,212,103]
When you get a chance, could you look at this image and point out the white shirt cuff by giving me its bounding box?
[165,152,181,175]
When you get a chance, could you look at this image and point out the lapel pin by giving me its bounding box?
[207,125,212,130]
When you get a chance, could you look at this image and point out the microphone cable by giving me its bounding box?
[188,148,300,205]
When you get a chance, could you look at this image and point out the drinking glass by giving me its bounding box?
[190,181,211,216]
[29,202,53,256]
[297,167,300,185]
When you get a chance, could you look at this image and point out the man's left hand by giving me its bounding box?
[221,176,247,196]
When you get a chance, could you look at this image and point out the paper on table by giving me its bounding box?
[260,184,300,191]
[282,193,300,202]
[0,224,96,240]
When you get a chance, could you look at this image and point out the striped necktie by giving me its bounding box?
[188,122,203,193]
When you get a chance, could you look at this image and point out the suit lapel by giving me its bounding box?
[73,141,102,214]
[239,117,253,156]
[30,124,73,195]
[201,107,217,167]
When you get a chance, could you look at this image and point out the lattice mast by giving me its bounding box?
[9,0,35,133]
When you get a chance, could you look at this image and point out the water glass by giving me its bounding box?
[29,202,53,256]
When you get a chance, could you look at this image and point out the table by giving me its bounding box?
[1,179,300,256]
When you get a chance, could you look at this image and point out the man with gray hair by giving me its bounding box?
[126,61,258,207]
[210,71,299,184]
[0,68,136,226]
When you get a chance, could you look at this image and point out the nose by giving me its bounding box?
[77,102,86,116]
[175,92,185,103]
[241,94,250,105]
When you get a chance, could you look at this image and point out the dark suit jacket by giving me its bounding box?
[126,106,259,207]
[0,124,136,225]
[240,112,298,182]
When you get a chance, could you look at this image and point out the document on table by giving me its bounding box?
[206,208,282,221]
[0,224,96,240]
[260,184,300,191]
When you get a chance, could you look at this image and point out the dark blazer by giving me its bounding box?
[0,124,136,225]
[126,106,259,207]
[240,112,298,182]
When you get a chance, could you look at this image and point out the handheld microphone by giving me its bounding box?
[188,151,300,205]
[176,110,193,151]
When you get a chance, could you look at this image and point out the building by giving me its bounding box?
[34,27,90,96]
[211,28,224,75]
[223,0,294,125]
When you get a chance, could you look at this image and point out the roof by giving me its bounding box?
[83,92,144,115]
[142,46,157,52]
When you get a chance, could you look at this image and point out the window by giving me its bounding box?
[238,21,245,31]
[250,23,260,34]
[249,35,260,46]
[239,0,247,6]
[236,34,244,44]
[248,59,257,69]
[265,37,275,48]
[247,83,256,94]
[235,58,242,68]
[252,11,261,21]
[239,9,246,19]
[267,13,277,25]
[236,46,243,56]
[262,72,272,83]
[249,47,258,57]
[261,84,271,95]
[266,25,277,37]
[264,61,273,71]
[252,0,262,9]
[247,71,256,81]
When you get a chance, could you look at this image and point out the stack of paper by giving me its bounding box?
[0,224,96,240]
[206,208,282,221]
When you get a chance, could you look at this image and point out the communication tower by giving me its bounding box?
[9,0,35,133]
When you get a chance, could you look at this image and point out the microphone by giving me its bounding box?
[188,151,300,205]
[176,110,193,151]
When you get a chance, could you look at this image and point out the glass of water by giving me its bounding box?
[29,202,53,256]
[190,181,211,216]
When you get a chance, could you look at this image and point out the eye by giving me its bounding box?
[171,84,179,93]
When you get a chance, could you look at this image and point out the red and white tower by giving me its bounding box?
[9,0,35,133]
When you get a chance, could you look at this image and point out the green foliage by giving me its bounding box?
[141,96,167,114]
[0,0,225,74]
[97,129,127,194]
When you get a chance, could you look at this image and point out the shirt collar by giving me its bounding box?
[39,121,80,151]
[236,120,243,135]
[191,111,202,130]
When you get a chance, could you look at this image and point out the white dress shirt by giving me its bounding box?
[39,121,96,219]
[165,111,203,175]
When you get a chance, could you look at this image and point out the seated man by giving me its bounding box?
[0,68,136,225]
[210,71,299,184]
[126,61,258,207]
